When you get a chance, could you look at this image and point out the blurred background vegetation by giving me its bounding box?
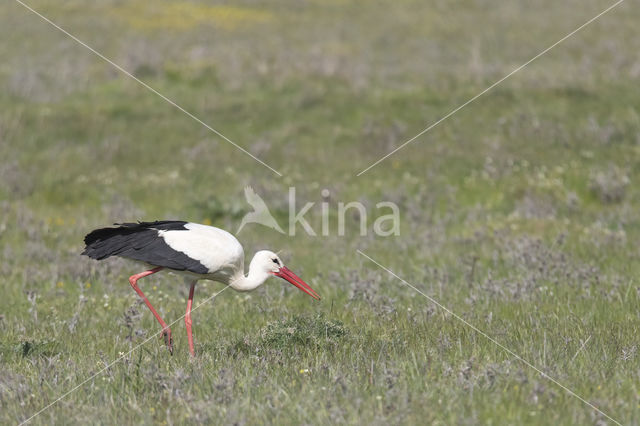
[1,0,639,424]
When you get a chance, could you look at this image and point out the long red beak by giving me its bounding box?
[275,266,321,300]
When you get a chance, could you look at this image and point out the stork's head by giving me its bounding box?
[249,250,320,300]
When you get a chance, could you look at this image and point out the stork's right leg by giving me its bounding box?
[128,267,173,354]
[185,280,197,357]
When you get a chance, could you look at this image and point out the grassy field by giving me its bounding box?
[2,0,640,424]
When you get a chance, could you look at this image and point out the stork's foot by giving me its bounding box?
[161,328,173,355]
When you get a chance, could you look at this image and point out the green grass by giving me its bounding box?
[2,0,640,424]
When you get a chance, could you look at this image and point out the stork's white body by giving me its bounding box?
[158,223,245,285]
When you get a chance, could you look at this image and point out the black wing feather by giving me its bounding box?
[82,221,209,274]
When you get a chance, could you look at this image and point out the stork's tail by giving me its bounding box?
[82,224,138,260]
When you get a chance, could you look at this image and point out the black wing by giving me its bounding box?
[82,221,209,274]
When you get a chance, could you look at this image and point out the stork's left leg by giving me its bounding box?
[185,280,197,357]
[128,267,173,354]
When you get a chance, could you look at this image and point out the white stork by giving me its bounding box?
[82,221,320,356]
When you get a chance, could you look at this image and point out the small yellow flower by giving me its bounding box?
[56,281,64,288]
[153,286,157,291]
[85,282,91,289]
[299,368,310,374]
[203,218,212,226]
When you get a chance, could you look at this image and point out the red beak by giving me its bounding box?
[275,266,321,300]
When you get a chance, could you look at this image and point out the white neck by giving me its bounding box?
[230,261,271,291]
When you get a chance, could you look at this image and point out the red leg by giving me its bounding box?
[128,267,173,354]
[185,280,197,357]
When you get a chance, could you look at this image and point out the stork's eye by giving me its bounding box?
[272,258,280,265]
